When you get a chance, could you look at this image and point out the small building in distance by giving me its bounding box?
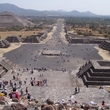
[0,39,10,48]
[6,36,22,43]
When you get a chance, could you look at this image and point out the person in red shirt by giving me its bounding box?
[9,87,20,100]
[102,101,105,106]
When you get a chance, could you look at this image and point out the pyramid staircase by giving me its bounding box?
[77,60,110,86]
[0,58,13,77]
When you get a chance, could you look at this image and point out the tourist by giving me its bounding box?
[14,82,17,88]
[24,78,27,85]
[99,86,104,89]
[102,101,105,106]
[30,69,34,74]
[17,73,19,76]
[13,75,15,80]
[74,87,77,94]
[30,79,34,86]
[60,99,65,105]
[19,80,22,88]
[2,88,7,96]
[20,89,23,96]
[25,87,28,95]
[34,77,36,84]
[2,83,5,90]
[37,81,40,86]
[9,87,20,100]
[27,93,31,100]
[77,86,80,93]
[10,80,13,88]
[68,99,73,105]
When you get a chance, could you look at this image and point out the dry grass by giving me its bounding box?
[74,27,92,31]
[71,27,104,37]
[0,29,44,39]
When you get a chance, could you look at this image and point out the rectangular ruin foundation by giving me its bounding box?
[41,50,63,56]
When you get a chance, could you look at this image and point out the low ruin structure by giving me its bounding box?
[22,33,47,43]
[77,60,110,86]
[99,40,110,52]
[22,35,39,43]
[66,33,109,44]
[0,39,10,48]
[6,36,22,43]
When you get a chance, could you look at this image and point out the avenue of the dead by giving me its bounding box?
[3,19,102,71]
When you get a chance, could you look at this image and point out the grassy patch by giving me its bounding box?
[0,29,44,39]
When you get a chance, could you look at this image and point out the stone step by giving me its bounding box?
[86,72,110,81]
[3,60,13,69]
[0,70,6,78]
[0,61,12,71]
[90,69,110,76]
[83,75,110,85]
[92,66,110,72]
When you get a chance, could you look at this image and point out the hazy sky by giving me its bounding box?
[0,0,110,15]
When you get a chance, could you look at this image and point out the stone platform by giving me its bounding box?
[77,60,110,86]
[41,50,63,56]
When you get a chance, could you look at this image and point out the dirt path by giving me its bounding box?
[60,24,68,44]
[40,26,57,44]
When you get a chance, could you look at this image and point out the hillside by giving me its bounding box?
[0,11,34,27]
[0,3,98,17]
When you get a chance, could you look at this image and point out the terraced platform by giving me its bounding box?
[77,60,110,86]
[6,36,22,43]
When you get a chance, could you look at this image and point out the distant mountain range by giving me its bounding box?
[0,3,99,17]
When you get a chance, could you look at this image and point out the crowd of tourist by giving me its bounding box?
[0,67,48,103]
[0,75,108,110]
